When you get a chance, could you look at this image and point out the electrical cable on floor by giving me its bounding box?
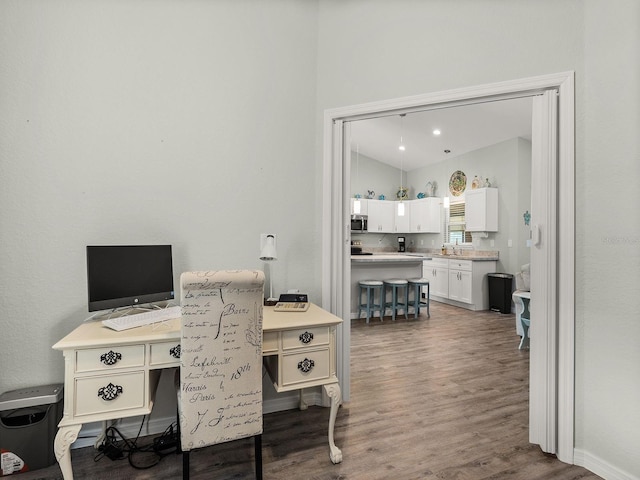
[94,416,179,470]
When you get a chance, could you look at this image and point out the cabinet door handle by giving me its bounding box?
[100,350,122,366]
[299,331,314,344]
[98,382,123,401]
[297,358,315,373]
[170,344,181,358]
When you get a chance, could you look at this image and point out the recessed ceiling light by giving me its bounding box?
[433,129,441,136]
[398,145,405,151]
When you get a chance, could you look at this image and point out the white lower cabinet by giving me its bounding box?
[424,259,449,298]
[425,258,497,311]
[448,259,473,304]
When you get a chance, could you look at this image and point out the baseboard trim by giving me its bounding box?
[71,392,323,450]
[574,448,639,480]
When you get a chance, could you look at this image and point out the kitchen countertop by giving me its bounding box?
[351,252,499,262]
[351,253,426,263]
[429,254,499,261]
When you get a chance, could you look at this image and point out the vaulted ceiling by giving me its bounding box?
[349,96,533,172]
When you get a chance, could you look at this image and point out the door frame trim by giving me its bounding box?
[322,71,575,463]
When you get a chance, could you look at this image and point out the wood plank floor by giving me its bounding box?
[22,302,601,479]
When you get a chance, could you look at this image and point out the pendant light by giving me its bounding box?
[353,143,361,214]
[397,114,406,216]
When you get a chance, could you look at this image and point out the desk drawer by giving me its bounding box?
[282,327,329,351]
[149,341,182,366]
[448,259,472,271]
[281,348,330,387]
[75,371,145,417]
[76,345,145,373]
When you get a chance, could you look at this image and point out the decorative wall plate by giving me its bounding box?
[449,170,467,196]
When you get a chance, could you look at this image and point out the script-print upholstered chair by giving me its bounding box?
[178,270,265,480]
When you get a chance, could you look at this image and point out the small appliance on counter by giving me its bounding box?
[351,240,372,255]
[397,237,406,252]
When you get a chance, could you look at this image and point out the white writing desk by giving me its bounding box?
[52,303,343,479]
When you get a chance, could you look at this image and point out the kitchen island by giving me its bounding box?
[351,254,424,319]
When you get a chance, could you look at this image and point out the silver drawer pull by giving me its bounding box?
[299,331,314,344]
[170,344,181,358]
[100,350,122,366]
[97,383,123,401]
[297,358,315,373]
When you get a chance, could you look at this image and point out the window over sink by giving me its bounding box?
[445,201,472,245]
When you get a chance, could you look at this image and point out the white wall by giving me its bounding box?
[409,137,532,276]
[1,0,639,477]
[0,0,319,417]
[577,1,640,477]
[317,0,640,477]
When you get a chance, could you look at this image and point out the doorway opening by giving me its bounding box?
[322,72,575,463]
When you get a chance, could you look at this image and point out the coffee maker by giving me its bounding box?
[397,236,406,252]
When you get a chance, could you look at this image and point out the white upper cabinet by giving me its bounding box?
[465,188,498,232]
[410,198,441,233]
[366,198,442,234]
[394,202,411,233]
[367,199,395,232]
[350,198,368,215]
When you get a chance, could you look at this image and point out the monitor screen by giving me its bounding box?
[86,245,175,312]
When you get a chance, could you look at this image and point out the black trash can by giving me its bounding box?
[488,273,514,314]
[0,384,63,475]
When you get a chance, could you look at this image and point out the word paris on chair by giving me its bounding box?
[52,300,343,479]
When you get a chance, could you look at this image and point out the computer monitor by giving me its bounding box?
[86,245,174,312]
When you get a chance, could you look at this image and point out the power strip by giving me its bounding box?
[99,442,124,460]
[153,432,178,453]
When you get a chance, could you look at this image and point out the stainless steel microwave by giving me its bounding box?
[350,215,368,233]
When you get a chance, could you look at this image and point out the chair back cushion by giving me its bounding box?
[179,270,264,451]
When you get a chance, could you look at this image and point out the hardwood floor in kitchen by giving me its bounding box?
[24,302,600,480]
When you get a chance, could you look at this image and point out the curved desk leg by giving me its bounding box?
[323,382,343,464]
[55,424,81,480]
